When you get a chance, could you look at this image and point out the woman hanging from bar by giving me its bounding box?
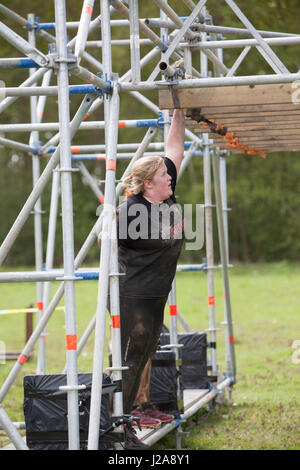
[115,109,185,444]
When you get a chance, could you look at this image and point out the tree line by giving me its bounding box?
[0,0,300,266]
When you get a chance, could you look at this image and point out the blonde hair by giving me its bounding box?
[122,156,164,198]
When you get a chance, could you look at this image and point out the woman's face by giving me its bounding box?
[147,162,172,202]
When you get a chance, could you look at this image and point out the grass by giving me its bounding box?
[0,261,300,449]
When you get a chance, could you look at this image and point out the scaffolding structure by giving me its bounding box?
[0,0,299,451]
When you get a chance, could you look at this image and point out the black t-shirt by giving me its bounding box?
[117,157,184,298]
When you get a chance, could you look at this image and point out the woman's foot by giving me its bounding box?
[131,408,161,428]
[134,402,175,424]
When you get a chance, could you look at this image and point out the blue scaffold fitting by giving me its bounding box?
[105,80,112,94]
[157,111,164,128]
[69,84,99,95]
[101,73,112,95]
[19,58,39,69]
[38,22,56,30]
[75,272,99,281]
[136,116,163,128]
[33,17,40,32]
[30,146,40,155]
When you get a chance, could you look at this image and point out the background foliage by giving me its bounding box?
[0,0,300,266]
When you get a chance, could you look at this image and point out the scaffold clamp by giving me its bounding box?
[47,44,78,71]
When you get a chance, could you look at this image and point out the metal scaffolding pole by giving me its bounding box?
[28,13,45,376]
[0,67,48,114]
[212,150,236,382]
[3,0,297,451]
[88,76,120,450]
[168,279,184,449]
[0,93,98,265]
[0,19,48,67]
[54,0,81,449]
[0,136,37,154]
[59,126,158,374]
[128,0,141,83]
[203,133,218,379]
[41,168,61,367]
[74,0,95,63]
[224,0,289,75]
[76,161,104,204]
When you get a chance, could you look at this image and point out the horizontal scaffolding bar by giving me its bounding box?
[1,84,104,98]
[0,57,39,69]
[69,151,204,161]
[0,118,163,133]
[144,18,300,38]
[182,377,233,421]
[142,377,233,447]
[0,264,208,283]
[3,72,300,101]
[0,306,64,315]
[37,17,299,38]
[44,141,203,155]
[119,72,300,91]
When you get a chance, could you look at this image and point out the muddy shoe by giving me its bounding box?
[140,402,175,424]
[131,408,161,428]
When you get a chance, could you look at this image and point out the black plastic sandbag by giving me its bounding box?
[23,373,116,450]
[160,332,209,389]
[149,349,182,414]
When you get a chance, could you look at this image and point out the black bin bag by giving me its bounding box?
[160,332,209,389]
[149,349,183,416]
[23,373,116,450]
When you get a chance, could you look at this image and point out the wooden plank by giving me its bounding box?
[234,125,300,133]
[188,103,300,116]
[226,147,300,154]
[159,83,295,109]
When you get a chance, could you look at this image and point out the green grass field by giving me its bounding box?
[0,262,300,450]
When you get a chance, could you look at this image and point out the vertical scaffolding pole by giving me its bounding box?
[74,0,95,64]
[108,190,124,434]
[212,151,236,383]
[0,95,98,451]
[219,153,231,380]
[168,278,184,449]
[42,167,61,365]
[88,76,120,450]
[54,0,80,450]
[219,154,229,258]
[128,0,141,83]
[28,13,46,375]
[203,134,218,379]
[201,24,218,380]
[36,71,55,355]
[160,1,171,145]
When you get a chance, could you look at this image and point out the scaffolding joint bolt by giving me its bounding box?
[47,44,78,71]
